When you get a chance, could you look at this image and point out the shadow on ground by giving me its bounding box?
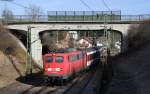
[100,42,150,94]
[16,72,46,86]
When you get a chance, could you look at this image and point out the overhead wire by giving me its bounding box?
[8,1,30,9]
[10,0,96,12]
[79,0,94,11]
[0,0,13,1]
[101,0,111,11]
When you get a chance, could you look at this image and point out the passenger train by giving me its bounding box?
[43,47,101,82]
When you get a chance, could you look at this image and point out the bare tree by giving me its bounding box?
[25,4,43,21]
[2,8,14,21]
[127,20,150,49]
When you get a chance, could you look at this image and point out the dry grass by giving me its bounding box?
[0,23,27,74]
[0,23,28,88]
[0,29,27,65]
[0,51,22,88]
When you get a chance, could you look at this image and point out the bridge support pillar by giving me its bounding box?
[121,32,128,53]
[30,28,43,69]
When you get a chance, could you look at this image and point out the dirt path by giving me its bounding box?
[104,42,150,94]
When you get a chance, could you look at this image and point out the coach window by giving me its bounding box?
[77,54,80,59]
[55,56,63,63]
[69,55,78,62]
[74,55,78,61]
[46,56,52,63]
[69,56,73,62]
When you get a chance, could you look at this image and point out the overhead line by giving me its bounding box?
[79,0,94,11]
[101,0,111,11]
[9,1,30,9]
[0,0,13,1]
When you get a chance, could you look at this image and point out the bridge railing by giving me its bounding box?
[47,11,121,22]
[0,15,49,23]
[0,14,150,23]
[121,15,150,22]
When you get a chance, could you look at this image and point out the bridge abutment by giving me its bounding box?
[30,28,43,68]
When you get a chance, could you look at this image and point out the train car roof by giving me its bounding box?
[46,48,81,54]
[43,46,102,56]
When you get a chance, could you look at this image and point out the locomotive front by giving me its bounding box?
[43,53,69,81]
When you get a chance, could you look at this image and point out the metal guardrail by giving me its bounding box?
[47,11,121,16]
[121,15,150,21]
[0,11,150,23]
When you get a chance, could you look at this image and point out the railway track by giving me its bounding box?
[20,85,58,94]
[0,75,60,94]
[0,71,89,94]
[63,72,94,94]
[0,81,60,94]
[51,64,102,94]
[0,64,102,94]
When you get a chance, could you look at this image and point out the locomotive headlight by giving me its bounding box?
[55,68,61,71]
[47,68,52,71]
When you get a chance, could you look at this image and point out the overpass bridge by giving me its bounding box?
[2,11,150,68]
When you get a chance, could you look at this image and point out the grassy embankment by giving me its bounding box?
[0,23,28,88]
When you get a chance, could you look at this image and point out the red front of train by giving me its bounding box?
[43,47,101,80]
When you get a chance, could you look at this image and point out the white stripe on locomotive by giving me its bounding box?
[86,51,96,55]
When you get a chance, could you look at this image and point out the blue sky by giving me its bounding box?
[0,0,150,15]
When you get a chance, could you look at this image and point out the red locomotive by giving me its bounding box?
[43,47,101,82]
